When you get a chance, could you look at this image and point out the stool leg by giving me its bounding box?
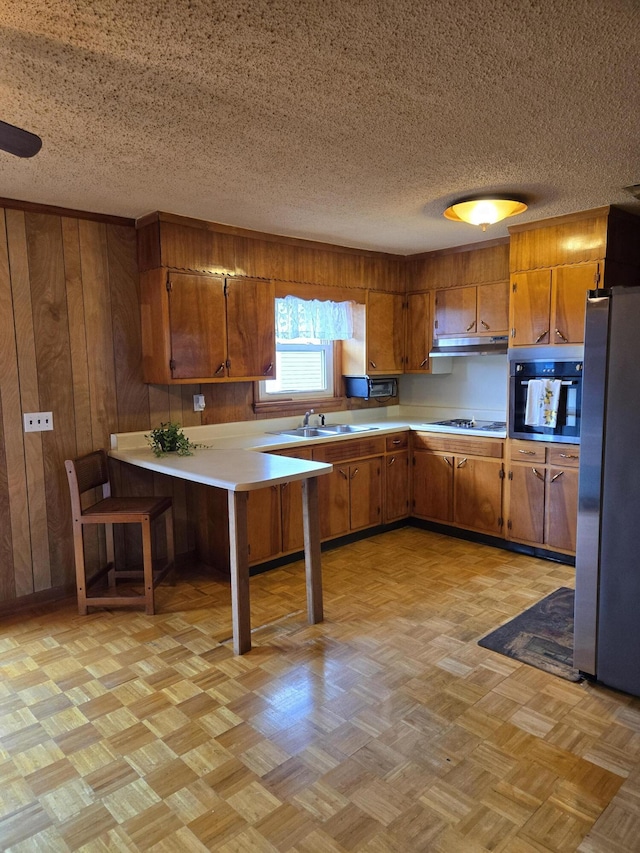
[141,516,154,615]
[105,522,116,588]
[73,522,88,616]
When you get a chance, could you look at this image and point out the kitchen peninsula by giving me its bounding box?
[109,441,331,654]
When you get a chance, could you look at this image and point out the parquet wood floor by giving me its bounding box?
[2,528,640,852]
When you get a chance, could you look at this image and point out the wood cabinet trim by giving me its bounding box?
[412,433,504,459]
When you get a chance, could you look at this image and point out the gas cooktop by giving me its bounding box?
[425,419,507,433]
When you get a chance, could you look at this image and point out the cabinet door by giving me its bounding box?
[405,292,431,372]
[349,458,382,531]
[168,273,227,379]
[435,287,477,337]
[412,452,453,522]
[385,452,410,522]
[275,447,312,554]
[247,485,282,564]
[280,481,305,553]
[552,264,598,345]
[507,465,545,544]
[453,457,503,535]
[225,277,275,379]
[367,292,405,373]
[477,282,509,335]
[510,270,552,346]
[545,466,579,552]
[318,466,350,540]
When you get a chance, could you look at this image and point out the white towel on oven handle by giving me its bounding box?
[541,378,562,428]
[525,379,545,426]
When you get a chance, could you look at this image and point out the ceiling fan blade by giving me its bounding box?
[0,120,42,158]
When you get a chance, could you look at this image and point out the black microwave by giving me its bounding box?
[508,347,583,443]
[343,375,398,400]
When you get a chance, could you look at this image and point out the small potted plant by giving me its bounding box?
[146,422,198,457]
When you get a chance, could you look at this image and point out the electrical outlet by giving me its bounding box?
[193,394,206,412]
[23,412,54,432]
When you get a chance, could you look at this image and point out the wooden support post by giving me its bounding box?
[228,490,252,654]
[302,476,323,624]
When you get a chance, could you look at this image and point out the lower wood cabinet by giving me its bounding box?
[193,431,579,574]
[313,437,384,541]
[506,440,580,554]
[412,433,504,536]
[316,458,382,539]
[247,447,312,565]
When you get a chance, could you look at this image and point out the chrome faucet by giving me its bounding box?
[302,409,314,427]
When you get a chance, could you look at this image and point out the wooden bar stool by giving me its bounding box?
[65,450,175,615]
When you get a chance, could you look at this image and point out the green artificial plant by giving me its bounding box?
[146,422,198,457]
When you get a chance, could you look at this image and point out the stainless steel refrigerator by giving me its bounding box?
[574,285,640,696]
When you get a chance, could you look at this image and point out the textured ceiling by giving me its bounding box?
[1,0,639,254]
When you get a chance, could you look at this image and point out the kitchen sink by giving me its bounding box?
[317,424,376,433]
[274,427,328,437]
[270,424,379,439]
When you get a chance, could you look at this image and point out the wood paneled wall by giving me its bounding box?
[0,207,202,609]
[138,213,406,292]
[405,239,510,292]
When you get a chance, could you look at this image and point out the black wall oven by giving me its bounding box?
[508,346,583,443]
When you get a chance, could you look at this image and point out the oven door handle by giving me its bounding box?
[519,379,578,386]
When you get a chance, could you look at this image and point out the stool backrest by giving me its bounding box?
[65,450,111,518]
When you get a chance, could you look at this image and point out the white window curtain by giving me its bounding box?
[275,295,354,341]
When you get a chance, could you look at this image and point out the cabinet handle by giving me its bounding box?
[350,467,359,479]
[480,319,490,330]
[369,360,377,369]
[420,357,428,367]
[443,456,453,467]
[388,457,396,466]
[339,468,348,479]
[559,453,579,459]
[550,471,564,482]
[555,328,569,343]
[466,321,476,332]
[532,467,545,481]
[456,458,467,469]
[264,362,274,375]
[392,438,402,445]
[534,329,549,343]
[518,449,536,455]
[215,362,225,375]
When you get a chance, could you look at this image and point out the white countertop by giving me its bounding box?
[110,406,507,489]
[110,446,332,491]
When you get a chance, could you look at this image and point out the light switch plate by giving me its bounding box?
[24,412,54,432]
[193,394,206,412]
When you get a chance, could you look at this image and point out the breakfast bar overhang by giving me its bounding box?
[109,446,332,654]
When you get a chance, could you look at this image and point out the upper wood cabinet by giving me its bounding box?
[509,263,599,347]
[342,291,405,375]
[140,269,275,383]
[434,282,509,339]
[405,292,432,373]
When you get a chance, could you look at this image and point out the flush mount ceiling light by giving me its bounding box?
[443,197,528,231]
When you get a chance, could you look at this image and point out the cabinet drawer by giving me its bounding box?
[509,440,546,463]
[313,437,385,463]
[386,432,409,452]
[547,445,580,467]
[274,447,313,460]
[412,433,503,459]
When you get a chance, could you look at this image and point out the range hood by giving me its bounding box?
[429,335,509,357]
